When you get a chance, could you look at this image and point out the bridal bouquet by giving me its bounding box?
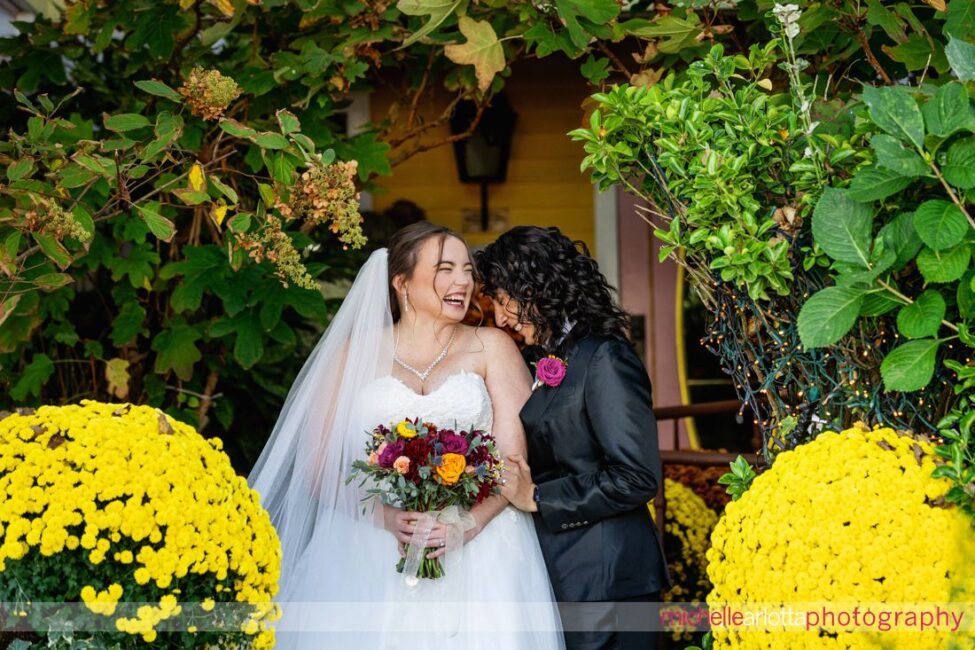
[349,418,503,581]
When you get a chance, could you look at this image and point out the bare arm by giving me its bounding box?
[428,328,532,557]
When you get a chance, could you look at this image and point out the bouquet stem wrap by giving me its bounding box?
[400,506,476,587]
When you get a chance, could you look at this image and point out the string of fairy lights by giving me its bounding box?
[697,232,956,465]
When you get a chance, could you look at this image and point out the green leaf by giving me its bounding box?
[798,285,866,348]
[152,320,202,381]
[59,163,97,189]
[11,353,54,401]
[861,291,902,316]
[628,14,703,54]
[943,138,975,189]
[946,36,975,81]
[126,5,186,58]
[913,200,969,250]
[7,159,35,182]
[884,34,948,72]
[443,16,505,93]
[866,0,908,43]
[556,0,620,50]
[861,85,925,150]
[345,132,391,180]
[922,82,975,138]
[916,245,971,283]
[881,339,941,392]
[32,232,72,269]
[264,151,295,185]
[136,201,176,242]
[134,79,182,102]
[172,189,210,205]
[233,315,264,369]
[253,132,291,150]
[107,244,160,288]
[153,111,184,143]
[847,166,914,201]
[811,188,873,266]
[946,0,975,40]
[396,0,462,49]
[276,109,301,135]
[220,119,258,139]
[111,301,147,346]
[257,183,275,207]
[227,213,251,233]
[104,113,151,132]
[210,176,239,204]
[958,269,975,319]
[523,22,576,57]
[33,273,72,291]
[879,211,923,271]
[897,290,945,339]
[580,55,612,85]
[870,134,929,177]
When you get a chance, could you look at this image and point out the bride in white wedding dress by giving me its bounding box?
[248,222,564,649]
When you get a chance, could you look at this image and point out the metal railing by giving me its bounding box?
[651,400,761,541]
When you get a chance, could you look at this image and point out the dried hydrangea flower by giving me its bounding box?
[178,67,242,121]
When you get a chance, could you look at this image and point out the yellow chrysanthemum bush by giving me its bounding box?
[662,478,718,604]
[653,478,719,643]
[0,401,281,648]
[706,424,975,649]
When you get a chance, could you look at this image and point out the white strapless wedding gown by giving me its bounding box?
[275,371,564,649]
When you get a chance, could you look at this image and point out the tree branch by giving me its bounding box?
[854,28,894,85]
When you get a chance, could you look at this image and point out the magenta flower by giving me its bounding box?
[535,356,567,388]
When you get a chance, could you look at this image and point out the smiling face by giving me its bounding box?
[490,289,538,345]
[396,235,474,323]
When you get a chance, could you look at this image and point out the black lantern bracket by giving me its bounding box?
[449,93,518,231]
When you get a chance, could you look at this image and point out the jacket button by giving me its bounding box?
[561,523,568,530]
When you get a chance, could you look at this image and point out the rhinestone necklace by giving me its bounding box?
[393,326,457,383]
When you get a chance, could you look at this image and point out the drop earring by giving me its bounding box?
[403,291,410,313]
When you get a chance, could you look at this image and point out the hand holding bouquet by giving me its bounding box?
[349,418,503,582]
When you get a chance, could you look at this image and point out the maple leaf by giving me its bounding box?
[444,16,504,93]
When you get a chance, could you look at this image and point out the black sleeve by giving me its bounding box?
[536,337,662,532]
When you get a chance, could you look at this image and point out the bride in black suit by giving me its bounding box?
[476,226,671,650]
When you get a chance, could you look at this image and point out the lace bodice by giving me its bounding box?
[356,371,493,434]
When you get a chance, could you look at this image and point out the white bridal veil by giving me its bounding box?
[247,248,394,603]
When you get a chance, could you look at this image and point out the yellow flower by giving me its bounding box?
[435,453,466,485]
[395,420,417,438]
[0,401,281,643]
[706,424,975,650]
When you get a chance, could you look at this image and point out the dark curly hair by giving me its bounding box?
[475,226,629,350]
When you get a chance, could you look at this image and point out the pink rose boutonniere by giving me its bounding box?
[533,355,568,391]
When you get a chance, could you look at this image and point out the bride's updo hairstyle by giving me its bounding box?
[476,225,629,349]
[386,221,479,323]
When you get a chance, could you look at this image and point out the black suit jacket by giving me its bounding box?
[521,334,671,602]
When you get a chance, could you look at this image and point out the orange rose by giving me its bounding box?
[435,453,466,485]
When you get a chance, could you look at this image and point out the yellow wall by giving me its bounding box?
[370,56,595,251]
